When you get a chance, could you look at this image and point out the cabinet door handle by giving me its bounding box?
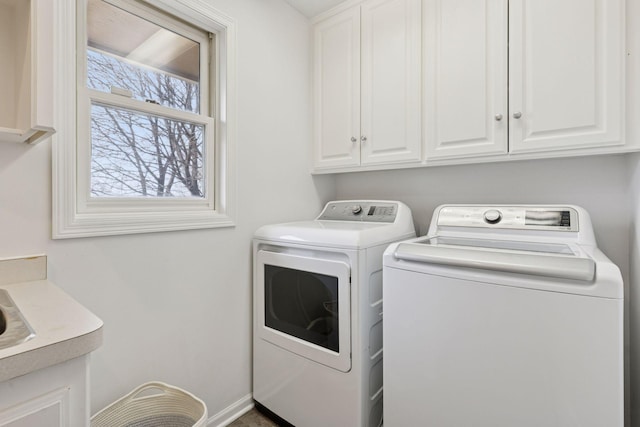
[513,111,523,119]
[495,114,503,121]
[351,137,357,143]
[361,136,367,142]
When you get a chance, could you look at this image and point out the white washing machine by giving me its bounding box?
[383,205,624,427]
[253,200,415,427]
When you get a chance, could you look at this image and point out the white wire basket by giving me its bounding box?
[91,381,208,427]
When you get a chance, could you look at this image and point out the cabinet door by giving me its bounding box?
[313,8,361,169]
[424,0,508,160]
[509,0,624,153]
[360,0,422,165]
[0,0,55,144]
[0,356,89,427]
[1,389,68,427]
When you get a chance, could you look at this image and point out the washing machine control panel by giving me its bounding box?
[318,201,398,222]
[437,206,578,231]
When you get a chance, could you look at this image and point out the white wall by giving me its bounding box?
[335,155,630,271]
[334,154,634,423]
[0,0,334,419]
[627,0,640,420]
[628,153,640,426]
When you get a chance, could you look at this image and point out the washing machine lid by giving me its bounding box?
[393,236,595,281]
[254,200,416,249]
[405,205,598,280]
[385,205,623,299]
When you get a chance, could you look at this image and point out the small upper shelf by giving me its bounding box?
[0,0,54,144]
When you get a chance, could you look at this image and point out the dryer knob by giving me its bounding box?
[484,209,502,224]
[352,205,363,215]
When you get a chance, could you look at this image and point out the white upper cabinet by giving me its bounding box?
[313,8,361,168]
[0,0,54,144]
[425,0,624,160]
[360,0,422,165]
[508,0,624,153]
[312,0,630,173]
[313,0,422,170]
[424,0,508,160]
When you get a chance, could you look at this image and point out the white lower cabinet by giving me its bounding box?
[313,0,422,170]
[0,356,90,427]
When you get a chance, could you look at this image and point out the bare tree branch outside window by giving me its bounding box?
[87,49,205,198]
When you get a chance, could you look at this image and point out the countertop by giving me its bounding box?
[0,279,103,382]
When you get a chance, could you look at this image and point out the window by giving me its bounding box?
[52,0,236,238]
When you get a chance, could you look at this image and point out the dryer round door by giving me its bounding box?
[256,250,351,372]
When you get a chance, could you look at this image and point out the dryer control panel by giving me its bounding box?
[436,206,579,232]
[317,201,398,223]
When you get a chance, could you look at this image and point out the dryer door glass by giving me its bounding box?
[256,250,352,372]
[264,265,339,352]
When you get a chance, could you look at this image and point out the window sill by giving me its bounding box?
[52,209,235,239]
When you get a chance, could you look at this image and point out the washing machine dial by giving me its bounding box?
[484,209,502,224]
[351,205,363,215]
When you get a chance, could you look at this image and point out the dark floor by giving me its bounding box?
[228,408,279,427]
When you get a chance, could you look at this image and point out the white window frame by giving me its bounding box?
[52,0,237,238]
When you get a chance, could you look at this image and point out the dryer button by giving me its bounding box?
[484,209,502,224]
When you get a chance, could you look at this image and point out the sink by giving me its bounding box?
[0,289,35,350]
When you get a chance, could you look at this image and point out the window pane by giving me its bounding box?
[86,0,201,114]
[90,103,205,198]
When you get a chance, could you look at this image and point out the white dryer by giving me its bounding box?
[383,205,624,427]
[253,200,415,427]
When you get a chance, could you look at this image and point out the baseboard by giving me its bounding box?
[207,393,254,427]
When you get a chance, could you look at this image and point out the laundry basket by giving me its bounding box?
[91,382,208,427]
